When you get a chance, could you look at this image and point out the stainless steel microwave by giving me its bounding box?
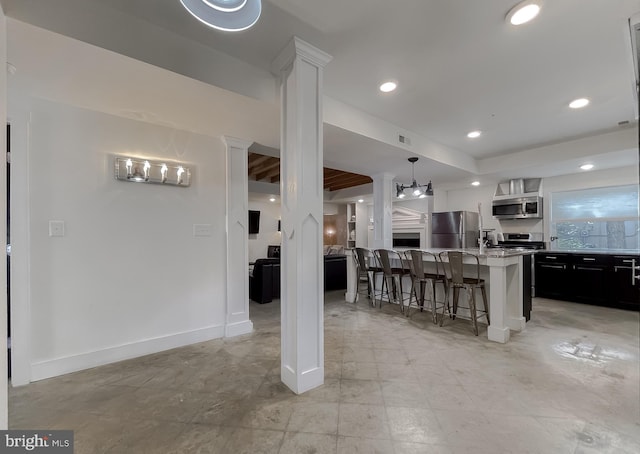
[492,196,543,219]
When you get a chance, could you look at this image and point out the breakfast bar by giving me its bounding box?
[346,248,535,343]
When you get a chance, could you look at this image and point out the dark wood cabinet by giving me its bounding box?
[535,252,639,310]
[570,254,612,306]
[535,253,572,300]
[611,256,640,310]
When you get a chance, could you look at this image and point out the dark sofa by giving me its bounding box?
[250,255,347,304]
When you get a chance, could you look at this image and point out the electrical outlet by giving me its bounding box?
[193,224,212,237]
[49,220,65,237]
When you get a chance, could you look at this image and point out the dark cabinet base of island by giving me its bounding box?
[535,252,639,311]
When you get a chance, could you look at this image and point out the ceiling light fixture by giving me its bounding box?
[580,164,594,171]
[180,0,262,32]
[467,130,482,139]
[471,181,481,186]
[506,1,541,25]
[396,157,433,199]
[379,81,397,93]
[569,98,590,109]
[269,196,276,202]
[358,199,364,203]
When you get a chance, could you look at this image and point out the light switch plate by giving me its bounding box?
[49,220,65,237]
[193,224,212,237]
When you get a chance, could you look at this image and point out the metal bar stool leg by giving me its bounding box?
[430,280,438,324]
[452,287,460,320]
[481,284,490,324]
[469,286,479,336]
[440,282,449,327]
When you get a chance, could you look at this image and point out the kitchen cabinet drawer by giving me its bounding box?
[572,254,613,266]
[537,253,571,262]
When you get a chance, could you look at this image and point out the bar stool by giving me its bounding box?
[353,247,381,305]
[439,251,490,336]
[373,249,410,312]
[403,250,448,324]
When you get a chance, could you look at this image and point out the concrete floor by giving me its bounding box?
[9,291,640,453]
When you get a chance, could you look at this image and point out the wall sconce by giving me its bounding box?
[115,157,191,187]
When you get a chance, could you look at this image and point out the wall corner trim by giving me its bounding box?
[225,320,254,337]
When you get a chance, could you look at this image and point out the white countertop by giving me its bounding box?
[392,247,537,258]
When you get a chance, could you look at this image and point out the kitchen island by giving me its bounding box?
[345,248,536,343]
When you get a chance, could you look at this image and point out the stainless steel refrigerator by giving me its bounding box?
[431,211,479,248]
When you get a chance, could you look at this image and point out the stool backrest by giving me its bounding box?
[447,251,465,285]
[355,247,370,271]
[406,250,424,278]
[440,251,481,285]
[374,249,398,277]
[407,249,445,279]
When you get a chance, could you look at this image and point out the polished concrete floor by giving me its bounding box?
[9,291,640,453]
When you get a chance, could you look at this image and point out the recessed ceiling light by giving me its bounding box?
[580,164,594,171]
[506,1,541,26]
[269,196,276,202]
[180,0,262,32]
[569,98,590,109]
[358,199,364,203]
[379,81,397,93]
[467,130,482,139]
[471,181,481,186]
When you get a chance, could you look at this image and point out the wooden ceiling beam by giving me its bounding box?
[249,157,279,178]
[325,174,367,187]
[327,179,372,191]
[323,173,349,184]
[255,162,281,180]
[248,153,272,167]
[248,152,372,191]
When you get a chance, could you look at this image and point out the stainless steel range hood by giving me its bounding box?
[492,178,543,219]
[494,178,542,197]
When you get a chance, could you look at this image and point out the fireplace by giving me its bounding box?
[391,206,429,249]
[392,232,421,248]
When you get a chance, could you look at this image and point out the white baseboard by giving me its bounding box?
[225,320,254,337]
[30,324,225,382]
[344,290,356,303]
[281,365,324,394]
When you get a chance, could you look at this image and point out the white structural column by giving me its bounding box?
[486,255,524,343]
[272,37,332,394]
[371,173,395,249]
[223,136,254,337]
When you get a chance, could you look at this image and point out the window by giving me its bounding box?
[550,185,639,250]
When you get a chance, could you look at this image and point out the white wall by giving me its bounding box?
[248,198,281,262]
[444,184,503,232]
[394,197,433,215]
[442,166,639,243]
[11,97,228,381]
